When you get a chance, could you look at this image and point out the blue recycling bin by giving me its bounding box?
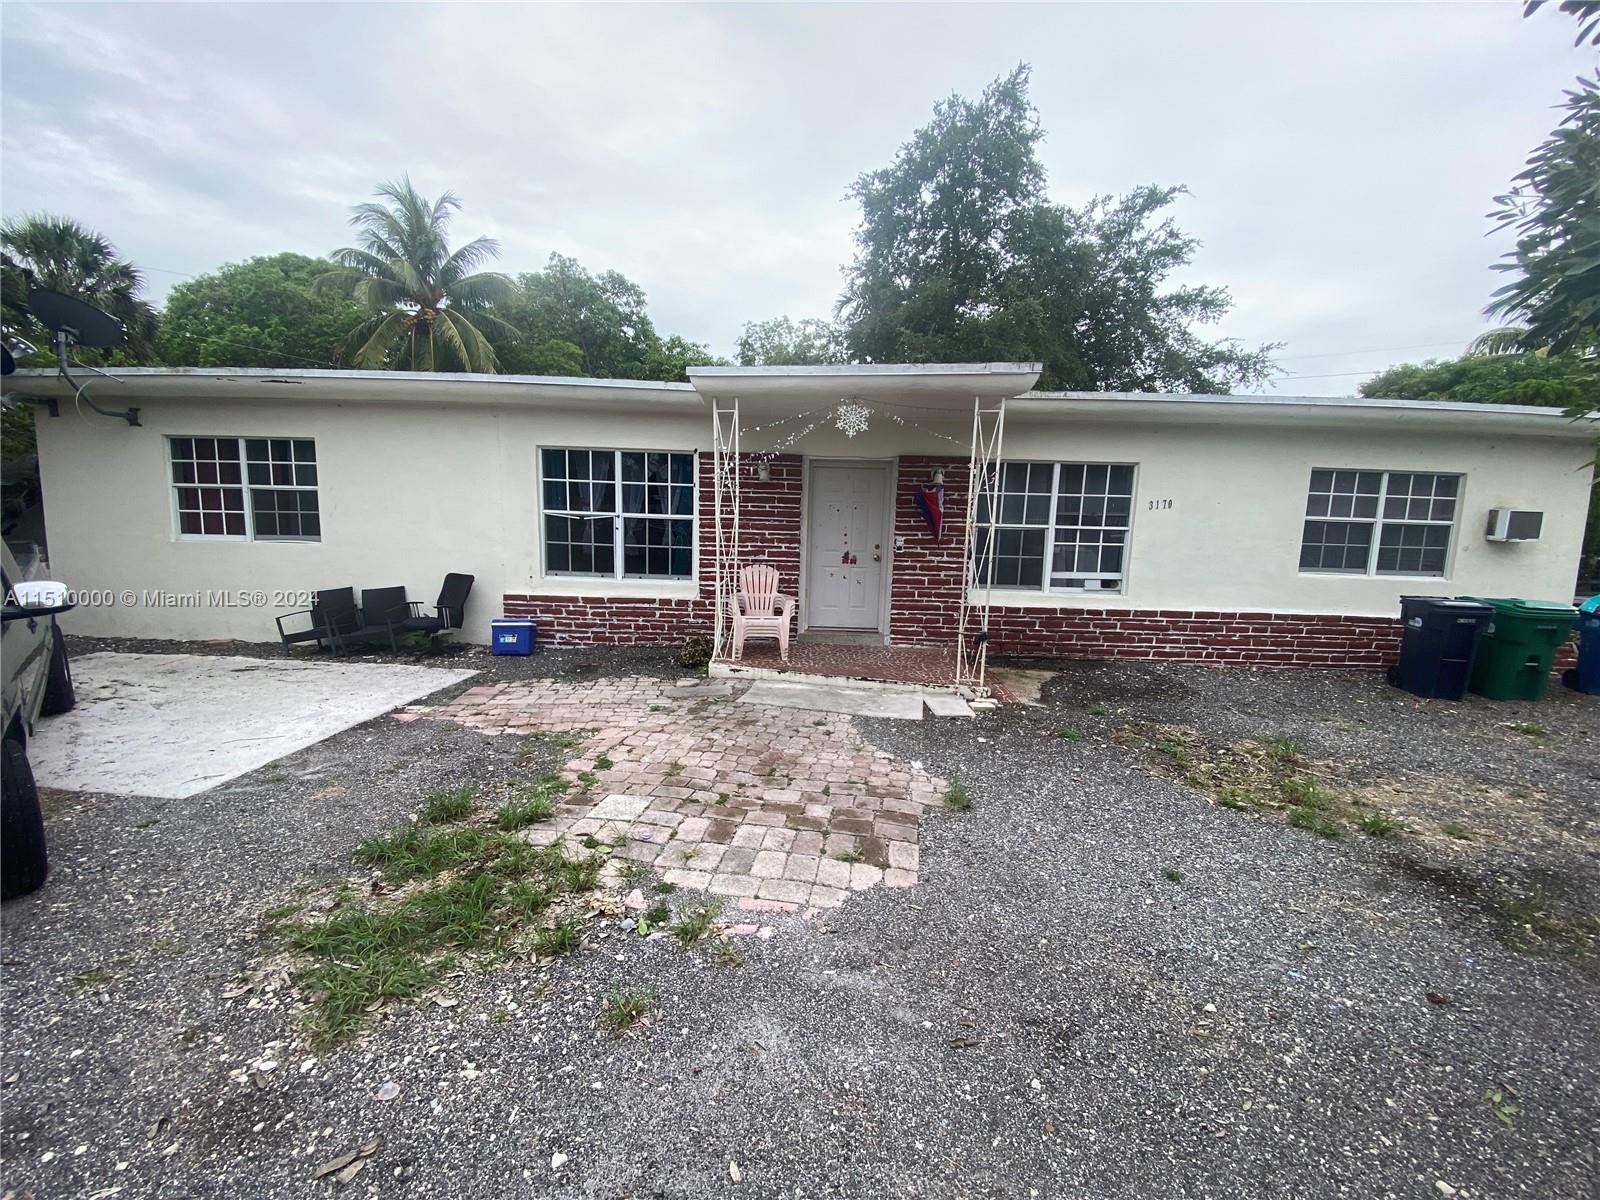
[1563,595,1600,694]
[491,618,535,656]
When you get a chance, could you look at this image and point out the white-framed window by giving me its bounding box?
[976,461,1136,592]
[539,448,695,579]
[1299,469,1460,577]
[169,437,320,541]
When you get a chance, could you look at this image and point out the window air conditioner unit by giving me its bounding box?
[1484,509,1543,542]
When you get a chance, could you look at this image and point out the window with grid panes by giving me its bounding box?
[1299,469,1460,576]
[540,448,695,579]
[169,437,320,540]
[975,462,1136,592]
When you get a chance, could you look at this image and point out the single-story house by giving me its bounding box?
[12,362,1594,682]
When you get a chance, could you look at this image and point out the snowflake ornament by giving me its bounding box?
[834,400,871,438]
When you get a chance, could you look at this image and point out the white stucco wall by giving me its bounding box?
[28,384,1593,645]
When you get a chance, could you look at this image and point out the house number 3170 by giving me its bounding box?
[1147,498,1173,510]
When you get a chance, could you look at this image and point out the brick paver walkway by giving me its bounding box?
[395,677,947,916]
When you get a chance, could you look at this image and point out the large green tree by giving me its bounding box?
[1,214,158,361]
[490,252,720,381]
[834,66,1276,392]
[317,177,518,372]
[1359,352,1599,408]
[1485,5,1600,354]
[157,252,365,368]
[736,316,846,366]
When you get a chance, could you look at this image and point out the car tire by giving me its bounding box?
[2,737,49,900]
[40,625,74,716]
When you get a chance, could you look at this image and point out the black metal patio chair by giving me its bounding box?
[398,573,475,638]
[339,586,411,652]
[274,587,361,654]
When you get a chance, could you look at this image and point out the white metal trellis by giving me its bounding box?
[955,396,1006,693]
[710,395,741,660]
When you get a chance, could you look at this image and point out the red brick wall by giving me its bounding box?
[502,453,801,648]
[889,455,970,648]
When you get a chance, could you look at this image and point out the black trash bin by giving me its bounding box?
[1387,596,1495,700]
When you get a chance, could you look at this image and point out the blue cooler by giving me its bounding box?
[1563,595,1600,694]
[491,618,535,656]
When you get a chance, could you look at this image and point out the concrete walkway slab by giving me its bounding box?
[29,653,475,799]
[923,692,975,718]
[738,679,924,719]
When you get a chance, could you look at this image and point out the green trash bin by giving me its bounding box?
[1459,597,1578,701]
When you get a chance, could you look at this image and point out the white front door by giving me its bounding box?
[806,465,887,630]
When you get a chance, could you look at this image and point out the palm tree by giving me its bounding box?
[1466,325,1533,357]
[1,214,159,360]
[318,177,518,372]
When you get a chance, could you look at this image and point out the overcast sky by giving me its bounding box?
[1,2,1590,393]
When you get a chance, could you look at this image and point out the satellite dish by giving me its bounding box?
[26,287,139,426]
[29,288,126,348]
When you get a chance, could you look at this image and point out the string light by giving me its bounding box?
[834,399,871,437]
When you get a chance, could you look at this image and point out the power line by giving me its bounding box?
[1271,338,1474,362]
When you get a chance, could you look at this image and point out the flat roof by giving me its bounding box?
[1022,389,1598,421]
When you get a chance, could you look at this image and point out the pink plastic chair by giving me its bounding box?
[729,564,795,662]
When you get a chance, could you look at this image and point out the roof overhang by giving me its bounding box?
[1011,390,1599,440]
[688,362,1043,419]
[4,366,701,415]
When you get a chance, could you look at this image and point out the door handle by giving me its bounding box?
[872,554,881,562]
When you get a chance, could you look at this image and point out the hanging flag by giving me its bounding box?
[915,484,945,542]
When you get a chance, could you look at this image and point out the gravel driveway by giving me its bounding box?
[2,644,1595,1199]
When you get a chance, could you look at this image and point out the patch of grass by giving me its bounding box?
[617,861,644,882]
[1287,806,1344,837]
[534,919,583,958]
[713,940,744,968]
[943,781,973,812]
[69,968,113,992]
[1277,774,1335,809]
[649,704,669,714]
[1358,811,1403,838]
[670,901,722,948]
[1154,735,1188,764]
[152,938,188,956]
[598,986,655,1035]
[593,754,614,770]
[654,881,677,895]
[1260,734,1299,765]
[1055,726,1084,742]
[1497,886,1596,956]
[639,901,671,932]
[1087,702,1110,717]
[261,902,301,930]
[1440,821,1476,841]
[1215,788,1257,811]
[495,794,556,831]
[834,847,865,864]
[355,825,488,881]
[575,771,598,788]
[1506,721,1549,739]
[1164,867,1182,883]
[714,793,730,806]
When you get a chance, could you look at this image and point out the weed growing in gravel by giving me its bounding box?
[534,919,584,958]
[639,901,671,932]
[1505,722,1550,740]
[1482,1087,1521,1126]
[715,793,730,806]
[1260,735,1299,765]
[356,825,488,881]
[495,794,556,831]
[576,771,598,788]
[713,940,744,968]
[1164,867,1182,883]
[1440,821,1476,841]
[617,862,644,882]
[1287,806,1344,837]
[1497,886,1597,956]
[598,987,655,1035]
[671,901,722,948]
[1154,736,1188,764]
[834,847,865,864]
[1087,702,1110,717]
[943,781,974,812]
[70,969,113,992]
[1056,726,1084,742]
[422,785,476,824]
[654,881,678,895]
[594,754,614,770]
[1358,811,1403,838]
